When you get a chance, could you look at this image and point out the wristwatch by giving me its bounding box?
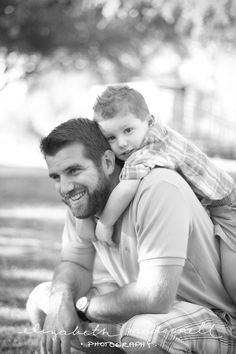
[75,296,91,322]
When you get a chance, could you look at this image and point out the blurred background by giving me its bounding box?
[0,0,236,353]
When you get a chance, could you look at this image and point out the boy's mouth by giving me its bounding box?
[120,149,135,159]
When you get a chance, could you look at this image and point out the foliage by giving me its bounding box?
[0,0,236,84]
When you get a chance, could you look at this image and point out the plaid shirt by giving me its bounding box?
[120,121,235,205]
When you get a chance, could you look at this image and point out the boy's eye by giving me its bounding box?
[107,136,116,142]
[124,128,133,134]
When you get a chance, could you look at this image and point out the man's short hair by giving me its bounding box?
[93,85,150,121]
[40,118,110,167]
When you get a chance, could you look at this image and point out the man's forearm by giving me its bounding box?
[39,261,93,354]
[87,266,182,323]
[87,283,173,323]
[50,261,92,304]
[87,283,166,323]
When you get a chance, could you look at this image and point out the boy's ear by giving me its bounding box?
[148,114,155,127]
[101,150,116,176]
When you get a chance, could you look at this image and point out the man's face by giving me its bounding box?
[46,143,111,218]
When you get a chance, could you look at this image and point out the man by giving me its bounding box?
[27,118,236,354]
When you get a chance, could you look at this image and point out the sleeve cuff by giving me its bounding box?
[139,257,185,268]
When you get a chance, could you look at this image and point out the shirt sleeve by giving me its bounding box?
[134,173,191,268]
[120,143,166,180]
[61,208,95,270]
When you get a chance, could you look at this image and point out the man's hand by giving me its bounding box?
[40,292,82,354]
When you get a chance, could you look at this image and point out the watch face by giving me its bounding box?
[76,297,88,312]
[75,296,91,323]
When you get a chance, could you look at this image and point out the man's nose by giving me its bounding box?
[59,176,74,195]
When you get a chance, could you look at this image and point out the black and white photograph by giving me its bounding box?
[0,1,236,353]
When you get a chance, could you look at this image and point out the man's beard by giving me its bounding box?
[61,170,110,219]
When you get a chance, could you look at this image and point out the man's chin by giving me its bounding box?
[68,205,87,219]
[61,198,86,217]
[68,204,96,219]
[72,210,91,219]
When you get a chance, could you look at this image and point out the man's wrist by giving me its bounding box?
[50,288,74,306]
[75,296,92,322]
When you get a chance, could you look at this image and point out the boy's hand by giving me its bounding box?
[80,217,96,242]
[95,220,115,247]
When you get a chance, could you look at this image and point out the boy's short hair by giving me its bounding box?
[40,118,110,167]
[93,85,150,121]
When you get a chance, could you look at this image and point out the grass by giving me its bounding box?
[0,165,235,353]
[0,166,63,353]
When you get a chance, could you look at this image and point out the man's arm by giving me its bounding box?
[50,261,92,299]
[52,209,95,301]
[41,210,95,354]
[89,174,191,323]
[87,265,182,323]
[41,261,93,354]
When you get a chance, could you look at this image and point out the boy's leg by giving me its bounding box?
[209,203,236,252]
[209,203,236,304]
[119,300,236,353]
[220,239,236,304]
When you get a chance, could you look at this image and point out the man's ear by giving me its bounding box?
[101,150,116,176]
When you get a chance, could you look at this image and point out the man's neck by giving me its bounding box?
[95,163,121,219]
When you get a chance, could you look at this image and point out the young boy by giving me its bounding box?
[92,85,236,258]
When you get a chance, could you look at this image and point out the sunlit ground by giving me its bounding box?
[0,167,64,353]
[0,161,235,353]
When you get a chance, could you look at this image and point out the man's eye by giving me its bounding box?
[51,175,60,182]
[69,168,79,175]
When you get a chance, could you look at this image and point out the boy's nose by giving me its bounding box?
[117,136,128,148]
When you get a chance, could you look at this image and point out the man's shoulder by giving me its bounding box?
[134,167,194,206]
[141,167,186,188]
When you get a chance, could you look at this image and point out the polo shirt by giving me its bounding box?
[61,168,236,317]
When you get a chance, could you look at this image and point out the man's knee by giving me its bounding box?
[120,335,167,353]
[119,302,235,354]
[119,314,167,353]
[119,310,194,354]
[26,281,51,325]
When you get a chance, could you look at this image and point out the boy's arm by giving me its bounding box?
[99,179,140,226]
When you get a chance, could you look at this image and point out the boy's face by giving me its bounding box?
[98,112,150,161]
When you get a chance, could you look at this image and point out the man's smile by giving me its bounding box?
[62,189,87,206]
[70,190,86,202]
